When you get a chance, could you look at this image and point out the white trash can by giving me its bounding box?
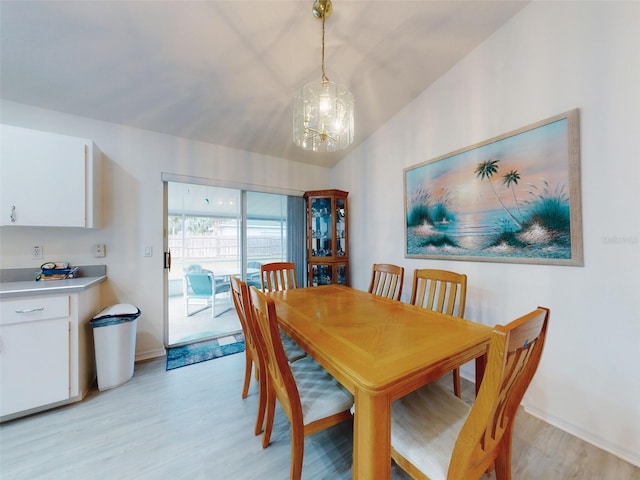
[90,304,140,391]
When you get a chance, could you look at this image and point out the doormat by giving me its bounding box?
[166,333,245,371]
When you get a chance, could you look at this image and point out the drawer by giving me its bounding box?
[0,295,70,325]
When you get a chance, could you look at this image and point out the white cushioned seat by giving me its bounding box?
[391,382,470,480]
[291,356,353,425]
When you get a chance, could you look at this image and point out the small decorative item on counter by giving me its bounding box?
[36,262,79,281]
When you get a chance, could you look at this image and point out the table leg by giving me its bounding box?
[353,389,391,480]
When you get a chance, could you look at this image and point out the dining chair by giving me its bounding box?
[391,306,550,480]
[231,277,306,435]
[260,262,298,292]
[249,286,353,480]
[230,276,268,436]
[368,263,405,301]
[230,276,261,399]
[409,268,467,398]
[183,265,231,317]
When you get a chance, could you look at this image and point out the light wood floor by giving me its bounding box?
[1,353,638,479]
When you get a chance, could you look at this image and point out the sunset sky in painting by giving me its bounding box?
[405,118,570,215]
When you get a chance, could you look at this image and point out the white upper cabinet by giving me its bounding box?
[0,124,101,228]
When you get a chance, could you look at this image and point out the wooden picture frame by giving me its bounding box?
[404,109,583,266]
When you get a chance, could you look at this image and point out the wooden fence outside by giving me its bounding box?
[168,234,285,260]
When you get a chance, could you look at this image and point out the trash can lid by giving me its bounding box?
[93,303,140,320]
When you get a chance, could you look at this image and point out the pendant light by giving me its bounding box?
[293,0,354,152]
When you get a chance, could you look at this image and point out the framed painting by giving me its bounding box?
[404,109,583,266]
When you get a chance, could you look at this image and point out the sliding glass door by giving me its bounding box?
[166,182,290,346]
[245,191,288,287]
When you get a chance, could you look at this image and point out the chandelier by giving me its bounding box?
[293,0,354,152]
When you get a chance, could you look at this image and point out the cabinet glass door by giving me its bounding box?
[311,197,333,259]
[336,197,347,258]
[310,264,333,286]
[336,263,348,285]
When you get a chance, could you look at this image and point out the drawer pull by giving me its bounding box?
[15,307,45,314]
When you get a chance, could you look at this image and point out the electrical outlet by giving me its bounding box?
[32,245,43,259]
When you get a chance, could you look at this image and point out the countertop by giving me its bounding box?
[0,275,106,299]
[0,265,107,299]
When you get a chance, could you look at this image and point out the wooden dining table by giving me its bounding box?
[268,284,492,480]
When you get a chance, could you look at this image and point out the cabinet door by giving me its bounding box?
[309,196,335,259]
[336,263,348,285]
[309,263,348,286]
[336,196,348,259]
[0,318,70,417]
[310,264,334,286]
[0,125,87,226]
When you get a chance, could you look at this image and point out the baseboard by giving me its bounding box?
[135,347,166,362]
[523,401,640,468]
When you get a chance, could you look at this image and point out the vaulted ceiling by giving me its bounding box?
[0,1,527,168]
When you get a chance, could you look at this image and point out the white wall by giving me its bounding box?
[333,1,639,467]
[0,100,331,359]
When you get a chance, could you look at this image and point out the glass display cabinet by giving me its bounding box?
[303,189,349,286]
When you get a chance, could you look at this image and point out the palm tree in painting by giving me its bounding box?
[502,169,524,222]
[474,159,522,228]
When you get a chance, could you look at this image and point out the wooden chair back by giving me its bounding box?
[409,268,468,397]
[230,276,267,435]
[368,263,405,301]
[260,262,298,292]
[409,268,467,317]
[230,276,252,354]
[450,307,550,478]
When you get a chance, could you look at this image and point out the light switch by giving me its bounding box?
[143,246,153,257]
[93,244,106,257]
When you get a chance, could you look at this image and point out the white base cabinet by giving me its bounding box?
[0,317,70,416]
[0,124,101,228]
[0,287,100,421]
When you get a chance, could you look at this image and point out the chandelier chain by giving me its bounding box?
[321,13,329,82]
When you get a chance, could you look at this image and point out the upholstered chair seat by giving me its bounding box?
[392,383,469,480]
[290,355,353,425]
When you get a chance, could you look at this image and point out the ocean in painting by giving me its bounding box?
[407,208,572,260]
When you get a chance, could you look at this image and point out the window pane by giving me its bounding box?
[246,191,287,267]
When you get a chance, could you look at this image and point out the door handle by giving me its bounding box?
[164,250,171,270]
[15,307,45,314]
